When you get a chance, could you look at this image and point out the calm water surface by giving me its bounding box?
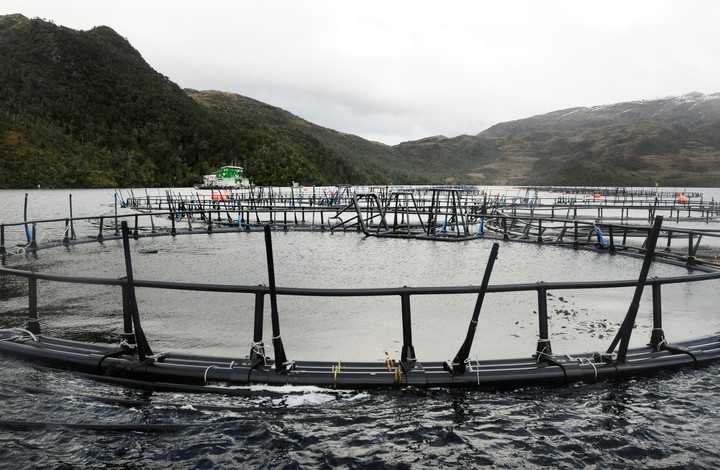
[1,187,720,468]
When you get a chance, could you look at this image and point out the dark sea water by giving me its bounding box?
[2,356,720,468]
[2,187,720,468]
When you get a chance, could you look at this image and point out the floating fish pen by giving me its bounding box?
[118,185,720,234]
[524,185,705,199]
[2,192,720,391]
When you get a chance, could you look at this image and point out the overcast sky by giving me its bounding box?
[3,1,719,145]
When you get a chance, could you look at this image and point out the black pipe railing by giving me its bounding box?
[2,205,719,245]
[4,242,720,369]
[2,200,719,369]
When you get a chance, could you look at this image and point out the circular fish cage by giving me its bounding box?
[1,188,720,392]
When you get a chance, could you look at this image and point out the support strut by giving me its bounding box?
[607,216,663,362]
[264,225,290,371]
[120,221,153,361]
[449,242,500,373]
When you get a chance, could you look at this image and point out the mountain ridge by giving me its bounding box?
[481,92,720,137]
[1,14,718,188]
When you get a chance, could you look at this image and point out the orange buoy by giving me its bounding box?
[594,193,602,199]
[211,190,228,201]
[677,194,689,204]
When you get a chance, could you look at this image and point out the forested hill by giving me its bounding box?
[0,14,404,188]
[1,14,719,188]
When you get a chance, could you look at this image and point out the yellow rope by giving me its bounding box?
[332,360,342,387]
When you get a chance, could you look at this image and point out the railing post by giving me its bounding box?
[537,219,543,243]
[264,225,290,371]
[114,191,119,236]
[573,220,579,248]
[535,282,552,359]
[29,223,37,253]
[0,224,5,263]
[23,193,29,245]
[649,281,665,349]
[63,219,70,246]
[97,216,104,243]
[249,290,266,363]
[400,289,416,370]
[121,284,135,345]
[68,194,76,240]
[120,221,153,360]
[687,232,696,266]
[27,276,41,334]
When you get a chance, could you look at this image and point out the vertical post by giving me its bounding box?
[400,290,416,369]
[649,281,665,350]
[664,231,673,250]
[687,232,696,266]
[63,219,70,246]
[264,225,290,371]
[0,224,6,263]
[573,220,579,248]
[120,221,153,360]
[121,284,135,345]
[97,215,105,243]
[250,291,266,361]
[27,276,40,334]
[68,194,75,240]
[23,193,30,245]
[29,223,37,252]
[114,191,119,235]
[536,283,552,358]
[537,219,543,243]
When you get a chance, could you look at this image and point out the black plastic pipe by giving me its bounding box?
[608,216,664,362]
[120,221,153,360]
[264,224,289,371]
[451,242,500,373]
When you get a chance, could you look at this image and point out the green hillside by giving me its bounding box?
[1,14,719,189]
[0,15,409,188]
